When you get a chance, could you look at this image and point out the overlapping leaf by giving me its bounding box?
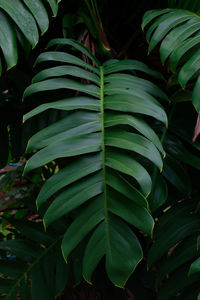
[0,0,62,72]
[23,38,167,287]
[142,8,200,113]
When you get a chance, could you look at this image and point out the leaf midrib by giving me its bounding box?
[100,66,112,255]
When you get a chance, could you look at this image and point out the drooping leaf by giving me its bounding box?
[0,0,62,71]
[142,8,200,113]
[23,38,166,286]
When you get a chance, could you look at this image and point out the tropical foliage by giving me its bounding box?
[1,0,200,299]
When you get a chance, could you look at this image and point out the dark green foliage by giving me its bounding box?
[0,0,200,299]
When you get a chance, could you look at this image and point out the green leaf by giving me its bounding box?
[105,148,152,197]
[24,132,102,173]
[27,111,101,151]
[36,153,102,208]
[104,112,165,155]
[35,51,99,74]
[23,0,49,34]
[104,94,167,125]
[32,65,100,84]
[148,172,168,213]
[146,12,177,43]
[105,215,143,287]
[0,11,17,69]
[15,25,31,55]
[142,9,172,30]
[83,222,106,284]
[61,196,104,261]
[143,6,200,120]
[0,0,39,47]
[0,0,62,71]
[44,172,104,228]
[170,35,200,73]
[103,60,164,79]
[104,73,168,101]
[160,19,200,64]
[24,41,166,286]
[45,0,58,17]
[189,257,200,276]
[47,38,100,66]
[148,12,192,53]
[105,129,163,171]
[106,169,148,208]
[83,216,143,287]
[108,187,154,236]
[23,78,100,99]
[24,97,100,121]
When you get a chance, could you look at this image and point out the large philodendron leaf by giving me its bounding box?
[0,0,61,72]
[23,38,167,287]
[142,8,200,114]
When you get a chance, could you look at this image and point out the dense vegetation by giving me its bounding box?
[1,0,200,299]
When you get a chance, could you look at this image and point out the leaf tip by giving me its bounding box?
[150,222,155,239]
[36,200,39,211]
[43,219,47,232]
[61,247,68,264]
[23,164,28,176]
[160,162,163,173]
[84,277,93,286]
[114,283,124,289]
